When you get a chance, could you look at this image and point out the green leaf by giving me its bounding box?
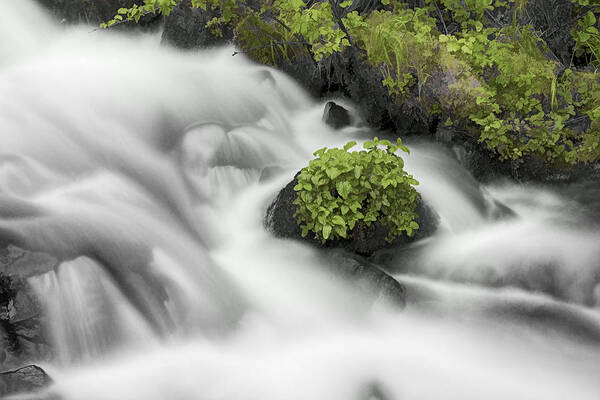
[335,225,347,238]
[585,11,596,27]
[301,225,309,237]
[313,147,327,157]
[326,167,341,179]
[354,165,363,178]
[332,215,345,226]
[336,181,352,199]
[343,140,357,151]
[322,224,332,240]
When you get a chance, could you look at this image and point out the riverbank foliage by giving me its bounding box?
[104,0,600,169]
[293,138,420,243]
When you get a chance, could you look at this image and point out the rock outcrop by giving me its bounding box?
[0,245,57,369]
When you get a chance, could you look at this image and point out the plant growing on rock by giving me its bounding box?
[350,6,439,97]
[293,138,420,243]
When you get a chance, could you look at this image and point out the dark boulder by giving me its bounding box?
[161,2,233,49]
[323,101,351,129]
[265,176,439,256]
[0,245,57,369]
[0,365,52,397]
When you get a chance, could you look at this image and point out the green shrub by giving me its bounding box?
[441,25,600,167]
[293,138,421,243]
[102,0,600,170]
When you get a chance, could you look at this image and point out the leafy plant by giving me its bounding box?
[293,138,420,243]
[101,0,600,170]
[572,9,600,65]
[350,7,438,97]
[440,22,600,166]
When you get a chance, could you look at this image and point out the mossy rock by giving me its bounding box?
[265,174,439,256]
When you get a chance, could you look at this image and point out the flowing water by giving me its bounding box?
[2,2,600,399]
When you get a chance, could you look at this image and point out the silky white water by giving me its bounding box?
[2,2,600,399]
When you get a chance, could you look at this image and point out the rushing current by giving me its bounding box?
[2,1,600,399]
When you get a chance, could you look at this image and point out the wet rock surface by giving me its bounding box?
[325,250,406,308]
[434,123,600,183]
[0,245,57,369]
[0,365,52,397]
[323,101,351,130]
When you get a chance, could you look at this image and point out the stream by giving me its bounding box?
[2,1,600,399]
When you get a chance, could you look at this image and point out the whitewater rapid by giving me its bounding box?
[2,1,600,399]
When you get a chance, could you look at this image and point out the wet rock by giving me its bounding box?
[0,245,57,369]
[161,1,233,49]
[265,176,439,256]
[555,174,600,227]
[259,166,285,183]
[326,250,406,308]
[489,200,518,220]
[433,123,598,183]
[323,101,351,129]
[34,0,160,28]
[0,365,52,397]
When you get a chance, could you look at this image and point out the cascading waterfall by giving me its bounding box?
[1,1,600,399]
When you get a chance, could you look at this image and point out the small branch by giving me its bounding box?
[242,3,313,55]
[88,7,158,33]
[432,1,448,35]
[328,0,356,47]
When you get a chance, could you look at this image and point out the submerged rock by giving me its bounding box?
[325,250,406,308]
[358,380,394,400]
[323,101,351,129]
[0,365,52,397]
[265,176,439,256]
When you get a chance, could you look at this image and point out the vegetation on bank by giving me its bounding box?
[293,138,420,243]
[104,0,600,170]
